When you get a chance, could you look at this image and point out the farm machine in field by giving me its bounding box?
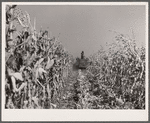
[75,51,91,69]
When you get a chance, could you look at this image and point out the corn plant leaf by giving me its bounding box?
[35,67,47,80]
[38,67,47,74]
[116,97,124,105]
[45,57,54,69]
[34,58,44,68]
[32,96,39,106]
[17,17,26,27]
[10,72,23,81]
[11,76,17,92]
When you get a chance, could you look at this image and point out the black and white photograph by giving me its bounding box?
[2,2,148,121]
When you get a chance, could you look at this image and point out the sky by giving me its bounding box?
[18,5,146,58]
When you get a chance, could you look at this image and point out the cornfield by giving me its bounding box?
[5,5,145,109]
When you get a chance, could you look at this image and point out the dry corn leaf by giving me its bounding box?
[10,72,23,81]
[45,57,54,69]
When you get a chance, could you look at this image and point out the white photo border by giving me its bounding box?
[1,2,149,121]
